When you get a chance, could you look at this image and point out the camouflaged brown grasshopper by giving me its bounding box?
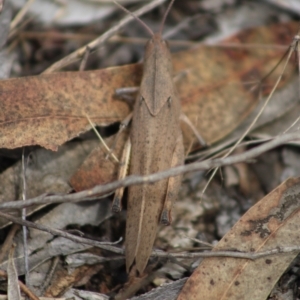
[111,0,204,274]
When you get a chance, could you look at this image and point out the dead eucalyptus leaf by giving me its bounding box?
[0,68,133,150]
[178,22,296,147]
[178,177,300,300]
[0,22,296,150]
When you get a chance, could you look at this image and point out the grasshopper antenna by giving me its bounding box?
[159,0,175,35]
[112,0,154,37]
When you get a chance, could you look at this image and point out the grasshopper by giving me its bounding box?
[112,0,202,274]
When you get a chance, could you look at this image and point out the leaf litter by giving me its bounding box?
[0,1,300,299]
[0,139,99,228]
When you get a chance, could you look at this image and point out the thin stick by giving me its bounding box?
[19,30,289,50]
[0,132,298,211]
[1,211,300,262]
[9,0,36,31]
[153,247,300,260]
[79,46,91,71]
[85,113,119,163]
[180,113,206,146]
[0,211,124,254]
[283,115,300,134]
[43,0,167,73]
[21,149,29,285]
[180,234,213,248]
[39,256,59,295]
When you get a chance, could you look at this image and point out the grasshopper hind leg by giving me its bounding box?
[160,134,185,225]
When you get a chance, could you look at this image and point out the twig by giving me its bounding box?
[85,113,119,163]
[21,149,29,285]
[152,246,300,260]
[19,31,290,50]
[0,211,124,254]
[79,46,91,71]
[40,256,59,295]
[0,212,300,261]
[0,132,298,211]
[43,0,168,73]
[283,31,300,134]
[187,137,272,161]
[9,0,36,32]
[180,234,213,248]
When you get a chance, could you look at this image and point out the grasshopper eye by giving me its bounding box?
[167,96,172,107]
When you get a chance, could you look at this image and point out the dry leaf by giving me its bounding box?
[0,22,296,151]
[0,68,132,150]
[178,177,300,300]
[177,22,295,146]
